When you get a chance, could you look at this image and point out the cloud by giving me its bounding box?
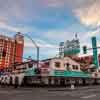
[23,38,59,60]
[87,28,100,37]
[44,29,91,45]
[0,0,71,24]
[0,23,18,32]
[0,19,41,33]
[24,38,59,48]
[42,0,66,8]
[0,0,39,21]
[74,0,100,27]
[42,27,100,56]
[0,0,66,23]
[23,47,59,60]
[0,17,20,32]
[44,30,77,41]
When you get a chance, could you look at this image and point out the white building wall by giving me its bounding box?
[64,57,81,72]
[49,57,81,72]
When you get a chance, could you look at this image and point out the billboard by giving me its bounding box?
[64,39,80,56]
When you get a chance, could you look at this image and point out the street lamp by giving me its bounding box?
[17,32,40,68]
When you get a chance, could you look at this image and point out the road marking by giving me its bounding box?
[81,94,96,99]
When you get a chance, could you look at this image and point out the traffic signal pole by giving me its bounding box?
[83,36,99,69]
[91,37,99,69]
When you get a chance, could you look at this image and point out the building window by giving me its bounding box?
[72,65,75,69]
[55,62,61,68]
[65,63,70,71]
[66,63,70,67]
[75,66,79,70]
[72,65,79,70]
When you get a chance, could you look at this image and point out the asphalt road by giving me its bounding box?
[0,85,100,100]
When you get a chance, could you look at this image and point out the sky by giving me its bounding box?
[0,0,100,60]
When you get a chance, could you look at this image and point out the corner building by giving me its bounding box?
[0,33,24,69]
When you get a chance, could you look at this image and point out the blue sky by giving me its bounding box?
[0,0,100,60]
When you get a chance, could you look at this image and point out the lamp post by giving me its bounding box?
[17,32,40,68]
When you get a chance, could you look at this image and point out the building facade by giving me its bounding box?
[70,54,100,71]
[0,33,24,69]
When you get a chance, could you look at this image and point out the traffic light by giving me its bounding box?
[83,46,87,54]
[2,49,6,57]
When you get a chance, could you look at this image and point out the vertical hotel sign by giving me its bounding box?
[92,37,99,69]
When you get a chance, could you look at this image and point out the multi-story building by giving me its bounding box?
[0,33,24,69]
[59,34,80,57]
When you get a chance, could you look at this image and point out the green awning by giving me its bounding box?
[54,70,90,78]
[25,68,35,76]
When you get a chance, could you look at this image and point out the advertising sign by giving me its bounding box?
[64,39,80,56]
